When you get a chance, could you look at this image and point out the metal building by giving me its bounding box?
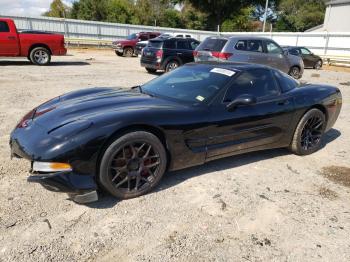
[307,0,350,32]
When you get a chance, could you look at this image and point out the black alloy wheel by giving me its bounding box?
[99,131,167,199]
[290,109,326,155]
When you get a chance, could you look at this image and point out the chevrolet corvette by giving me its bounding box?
[10,62,342,203]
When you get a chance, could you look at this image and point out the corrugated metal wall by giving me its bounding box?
[2,14,350,57]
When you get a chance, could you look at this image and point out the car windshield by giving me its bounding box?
[141,64,235,104]
[127,33,138,40]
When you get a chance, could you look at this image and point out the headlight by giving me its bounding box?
[32,162,72,172]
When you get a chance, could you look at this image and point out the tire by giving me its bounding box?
[314,59,322,70]
[123,47,134,57]
[165,60,179,72]
[289,109,326,155]
[115,50,123,56]
[99,131,167,199]
[289,66,301,79]
[146,68,157,73]
[29,47,51,65]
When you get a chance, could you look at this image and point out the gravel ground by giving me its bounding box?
[0,49,349,262]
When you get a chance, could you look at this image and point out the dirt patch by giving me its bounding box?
[321,166,350,188]
[318,186,339,200]
[339,81,350,86]
[323,64,350,73]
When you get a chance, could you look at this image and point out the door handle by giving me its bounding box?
[277,100,289,106]
[7,36,16,40]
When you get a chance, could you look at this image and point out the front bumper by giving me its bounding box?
[10,123,99,204]
[28,171,98,203]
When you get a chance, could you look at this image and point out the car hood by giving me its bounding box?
[32,87,181,133]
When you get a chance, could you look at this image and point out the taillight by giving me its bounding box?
[156,50,163,60]
[193,50,199,57]
[211,52,233,60]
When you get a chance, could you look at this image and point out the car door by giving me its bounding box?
[176,39,193,64]
[300,47,315,67]
[244,39,268,65]
[0,21,19,56]
[264,40,290,72]
[206,68,295,159]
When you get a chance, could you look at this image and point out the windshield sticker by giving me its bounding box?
[210,68,236,77]
[196,95,205,102]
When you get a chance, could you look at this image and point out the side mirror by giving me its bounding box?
[226,94,257,111]
[283,49,289,56]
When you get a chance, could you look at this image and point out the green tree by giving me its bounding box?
[44,0,70,18]
[73,0,109,21]
[180,2,208,30]
[221,6,256,32]
[181,0,266,30]
[275,0,325,31]
[106,0,134,24]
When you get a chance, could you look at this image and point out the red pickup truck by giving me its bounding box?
[112,32,160,57]
[0,18,67,65]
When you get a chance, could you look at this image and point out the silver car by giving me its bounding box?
[194,36,304,79]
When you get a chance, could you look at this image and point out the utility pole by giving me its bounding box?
[262,0,269,32]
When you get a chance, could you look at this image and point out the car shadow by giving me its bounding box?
[86,128,341,209]
[0,60,90,66]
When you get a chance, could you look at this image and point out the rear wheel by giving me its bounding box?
[289,109,326,155]
[99,131,167,199]
[314,59,322,70]
[289,66,301,79]
[165,60,179,72]
[30,47,51,65]
[146,68,157,73]
[123,47,134,57]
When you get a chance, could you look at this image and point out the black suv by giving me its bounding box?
[140,37,200,73]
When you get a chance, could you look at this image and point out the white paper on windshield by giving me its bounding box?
[210,68,236,77]
[196,95,205,101]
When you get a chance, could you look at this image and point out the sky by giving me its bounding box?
[0,0,74,17]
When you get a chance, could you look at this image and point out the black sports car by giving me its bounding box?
[10,62,342,203]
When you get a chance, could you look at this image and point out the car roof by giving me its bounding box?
[206,36,274,41]
[187,61,275,72]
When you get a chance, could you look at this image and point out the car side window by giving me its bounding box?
[163,40,176,49]
[273,70,298,92]
[246,40,263,53]
[224,69,280,102]
[235,40,247,50]
[265,41,283,54]
[300,48,311,55]
[149,34,158,39]
[139,35,148,41]
[289,48,300,56]
[189,40,199,50]
[177,40,189,49]
[0,21,10,32]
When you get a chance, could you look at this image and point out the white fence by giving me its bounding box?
[2,14,350,58]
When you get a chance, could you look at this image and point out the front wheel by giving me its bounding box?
[123,47,134,57]
[99,131,167,199]
[289,66,301,79]
[289,109,326,155]
[29,47,51,65]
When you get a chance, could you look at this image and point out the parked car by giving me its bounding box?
[10,62,342,203]
[194,36,304,79]
[0,18,66,65]
[112,32,160,57]
[283,46,323,69]
[135,34,194,56]
[140,37,200,73]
